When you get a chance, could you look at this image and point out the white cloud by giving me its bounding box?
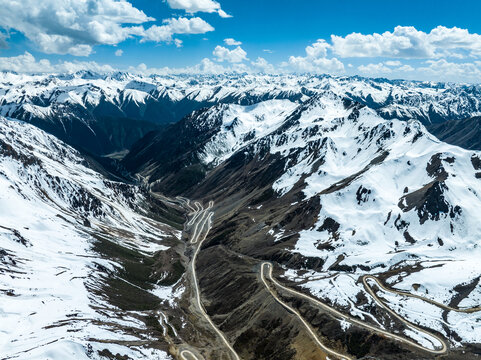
[384,60,402,67]
[263,49,273,53]
[213,45,248,63]
[174,39,183,48]
[0,1,217,56]
[0,0,155,56]
[288,56,345,73]
[397,64,414,72]
[356,62,415,77]
[163,17,214,34]
[251,57,275,73]
[0,52,115,73]
[417,59,481,82]
[0,50,258,76]
[286,39,344,74]
[166,0,231,18]
[141,17,214,43]
[354,59,481,83]
[331,26,481,59]
[224,38,242,46]
[357,63,392,75]
[115,49,123,57]
[128,57,249,75]
[196,57,250,73]
[4,51,481,84]
[305,39,330,58]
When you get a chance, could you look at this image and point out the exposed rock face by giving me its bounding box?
[428,116,481,150]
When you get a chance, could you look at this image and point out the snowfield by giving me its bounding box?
[0,117,177,359]
[198,99,298,166]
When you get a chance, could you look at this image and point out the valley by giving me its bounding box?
[167,192,479,359]
[2,0,481,358]
[1,74,481,359]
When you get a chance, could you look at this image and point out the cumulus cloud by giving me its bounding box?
[398,64,414,72]
[384,60,402,67]
[122,58,481,82]
[5,51,481,83]
[286,39,344,74]
[115,49,123,57]
[418,59,481,82]
[224,38,242,46]
[305,39,331,58]
[194,58,251,74]
[0,0,156,56]
[141,17,214,43]
[357,63,392,75]
[0,0,217,56]
[0,52,115,73]
[288,56,345,73]
[331,26,481,59]
[166,0,231,18]
[213,45,248,63]
[357,60,413,76]
[251,57,275,73]
[354,59,481,82]
[128,57,249,75]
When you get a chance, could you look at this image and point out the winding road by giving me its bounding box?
[260,262,448,358]
[261,263,352,360]
[190,201,214,245]
[179,198,454,359]
[363,275,481,314]
[186,201,240,360]
[179,349,200,360]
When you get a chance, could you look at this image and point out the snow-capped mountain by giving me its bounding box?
[127,91,481,351]
[0,116,184,359]
[3,72,481,359]
[3,71,481,155]
[122,99,298,194]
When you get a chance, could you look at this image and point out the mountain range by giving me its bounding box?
[3,71,481,156]
[1,72,481,359]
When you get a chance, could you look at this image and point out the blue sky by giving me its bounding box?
[2,0,481,82]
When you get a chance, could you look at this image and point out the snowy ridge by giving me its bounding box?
[198,99,298,165]
[0,117,178,359]
[4,71,481,156]
[174,92,481,346]
[268,95,481,345]
[2,72,481,126]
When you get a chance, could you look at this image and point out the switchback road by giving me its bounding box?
[260,263,352,360]
[187,201,240,360]
[363,275,481,313]
[261,262,447,358]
